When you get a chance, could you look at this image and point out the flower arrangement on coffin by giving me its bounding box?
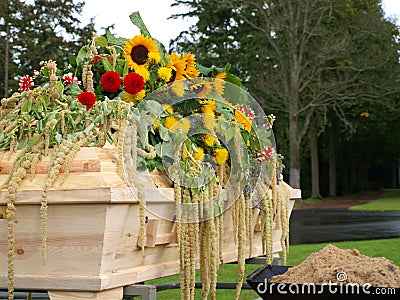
[0,12,291,300]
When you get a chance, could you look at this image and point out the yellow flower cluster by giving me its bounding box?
[203,134,216,147]
[124,90,146,104]
[213,147,229,165]
[158,67,172,82]
[164,116,191,134]
[192,147,205,161]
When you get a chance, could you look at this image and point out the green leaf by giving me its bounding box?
[139,100,164,116]
[25,134,43,153]
[156,142,175,159]
[64,82,83,98]
[68,54,77,67]
[83,123,95,135]
[197,64,214,75]
[54,81,64,94]
[197,63,231,76]
[129,12,152,37]
[216,101,234,121]
[76,45,91,66]
[102,101,111,116]
[102,57,113,71]
[21,98,32,113]
[106,28,128,47]
[95,36,108,47]
[158,124,170,141]
[123,60,129,77]
[225,73,243,87]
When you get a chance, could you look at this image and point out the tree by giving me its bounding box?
[171,0,400,193]
[319,0,400,196]
[0,0,96,97]
[0,0,26,96]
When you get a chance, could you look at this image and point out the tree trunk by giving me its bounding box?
[341,149,348,195]
[359,153,368,191]
[310,127,321,199]
[288,51,301,189]
[4,19,10,97]
[351,154,358,193]
[329,124,337,197]
[289,113,301,189]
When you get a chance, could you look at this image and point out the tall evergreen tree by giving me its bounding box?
[0,0,26,96]
[0,0,95,96]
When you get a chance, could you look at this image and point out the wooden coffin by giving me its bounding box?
[0,147,300,299]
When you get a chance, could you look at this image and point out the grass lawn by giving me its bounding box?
[145,238,400,299]
[349,189,400,211]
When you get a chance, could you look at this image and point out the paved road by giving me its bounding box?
[289,209,400,245]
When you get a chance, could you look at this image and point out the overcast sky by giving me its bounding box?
[77,0,400,50]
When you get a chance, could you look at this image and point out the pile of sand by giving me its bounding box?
[270,244,400,288]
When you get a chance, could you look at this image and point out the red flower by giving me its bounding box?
[18,75,34,92]
[62,73,81,86]
[123,72,144,94]
[77,91,97,110]
[100,71,122,93]
[92,55,112,64]
[257,146,273,162]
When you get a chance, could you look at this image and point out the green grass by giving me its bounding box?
[145,238,400,299]
[349,189,400,211]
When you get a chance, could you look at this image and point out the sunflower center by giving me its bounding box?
[168,69,177,83]
[131,45,148,65]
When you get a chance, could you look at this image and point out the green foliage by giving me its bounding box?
[0,0,96,97]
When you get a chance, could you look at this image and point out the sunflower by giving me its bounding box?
[124,34,160,70]
[213,72,226,95]
[182,53,200,79]
[201,104,216,130]
[167,53,186,82]
[235,109,253,132]
[189,81,212,98]
[201,104,215,115]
